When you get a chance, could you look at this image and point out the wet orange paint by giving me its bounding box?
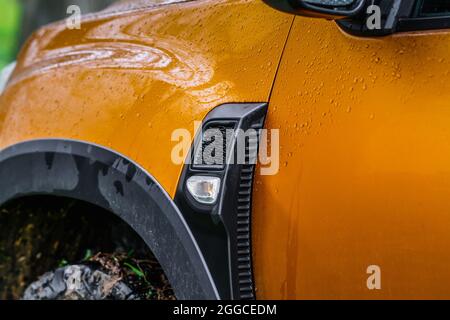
[0,0,292,197]
[2,0,450,300]
[253,16,450,299]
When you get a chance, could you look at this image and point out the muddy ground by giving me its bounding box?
[0,196,174,300]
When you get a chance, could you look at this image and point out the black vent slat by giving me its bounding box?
[237,241,250,247]
[234,124,264,301]
[239,279,252,285]
[238,197,251,203]
[238,264,251,270]
[239,285,253,292]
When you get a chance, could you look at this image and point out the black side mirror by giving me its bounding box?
[263,0,366,19]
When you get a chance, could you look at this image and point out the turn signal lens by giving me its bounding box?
[186,176,221,205]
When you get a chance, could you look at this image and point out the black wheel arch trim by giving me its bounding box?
[0,139,219,300]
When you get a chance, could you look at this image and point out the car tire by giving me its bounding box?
[22,264,138,300]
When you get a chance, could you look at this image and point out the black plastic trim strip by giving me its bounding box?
[338,0,450,37]
[264,0,450,37]
[262,0,365,18]
[174,103,268,300]
[0,139,219,300]
[396,16,450,32]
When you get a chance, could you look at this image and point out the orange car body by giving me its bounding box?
[2,0,450,299]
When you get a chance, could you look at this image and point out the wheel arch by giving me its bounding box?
[0,139,219,300]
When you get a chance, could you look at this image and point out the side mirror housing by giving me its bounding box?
[263,0,366,19]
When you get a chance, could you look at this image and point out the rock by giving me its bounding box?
[22,264,138,300]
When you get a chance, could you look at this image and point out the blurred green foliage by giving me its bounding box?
[0,0,21,69]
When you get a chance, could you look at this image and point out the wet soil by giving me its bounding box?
[0,196,174,300]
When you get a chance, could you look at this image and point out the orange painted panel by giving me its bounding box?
[0,0,292,196]
[253,17,450,299]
